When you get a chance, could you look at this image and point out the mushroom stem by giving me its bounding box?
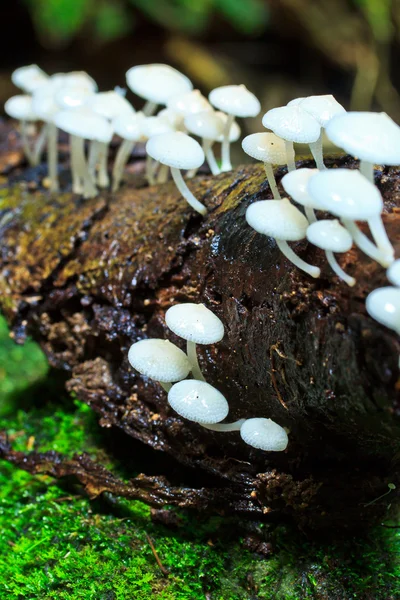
[159,382,172,393]
[309,133,325,170]
[202,419,246,432]
[20,119,35,166]
[368,215,395,262]
[47,122,59,192]
[220,114,234,172]
[305,206,317,224]
[359,160,374,183]
[276,238,321,278]
[97,142,110,188]
[203,139,220,175]
[112,139,135,192]
[341,219,391,267]
[157,164,169,184]
[263,162,280,199]
[186,168,198,179]
[325,250,356,287]
[284,140,296,172]
[33,123,49,166]
[187,341,206,381]
[170,167,207,215]
[143,100,158,116]
[146,155,157,186]
[70,135,84,194]
[88,140,101,183]
[71,134,97,199]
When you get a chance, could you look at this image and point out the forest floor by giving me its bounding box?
[0,315,399,599]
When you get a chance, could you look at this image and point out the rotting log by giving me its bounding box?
[0,127,399,531]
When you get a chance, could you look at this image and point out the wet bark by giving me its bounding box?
[0,125,399,530]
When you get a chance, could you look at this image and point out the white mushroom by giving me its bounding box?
[184,111,224,175]
[128,338,191,392]
[165,303,224,381]
[297,94,346,169]
[51,71,97,93]
[387,260,400,287]
[208,84,260,172]
[11,64,49,93]
[168,380,229,425]
[281,168,320,223]
[308,169,394,266]
[326,112,400,183]
[126,63,193,116]
[306,219,355,286]
[4,95,38,166]
[112,112,146,192]
[240,418,288,451]
[366,287,400,336]
[241,133,287,199]
[262,105,321,172]
[32,84,61,192]
[141,116,175,184]
[54,108,112,198]
[146,132,206,214]
[167,89,212,118]
[246,198,321,278]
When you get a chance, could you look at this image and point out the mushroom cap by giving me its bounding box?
[54,108,113,143]
[287,97,305,106]
[4,95,37,121]
[141,116,175,139]
[126,63,193,104]
[387,260,400,287]
[158,107,184,129]
[299,94,346,127]
[184,110,224,141]
[240,418,288,451]
[11,64,49,93]
[128,338,191,383]
[31,85,60,121]
[366,287,400,335]
[167,89,212,116]
[306,219,353,252]
[55,85,95,109]
[208,85,260,118]
[326,111,400,165]
[51,71,97,93]
[241,132,287,164]
[215,112,241,142]
[146,131,205,170]
[262,105,321,143]
[246,198,309,241]
[281,168,321,209]
[165,303,224,345]
[168,380,229,424]
[113,111,146,142]
[308,169,383,220]
[85,91,134,120]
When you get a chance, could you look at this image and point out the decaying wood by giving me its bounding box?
[0,124,399,529]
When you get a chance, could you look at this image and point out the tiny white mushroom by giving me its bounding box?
[51,71,97,93]
[11,64,49,93]
[306,219,356,286]
[326,112,400,183]
[168,380,229,424]
[246,198,321,278]
[112,112,146,192]
[298,94,346,169]
[262,105,321,172]
[281,168,320,223]
[167,89,212,117]
[146,132,206,214]
[126,63,193,116]
[208,84,260,172]
[242,132,287,199]
[165,303,224,381]
[366,287,400,336]
[4,95,38,166]
[387,260,400,287]
[308,169,394,266]
[128,338,191,392]
[141,116,175,184]
[184,110,225,175]
[240,418,288,451]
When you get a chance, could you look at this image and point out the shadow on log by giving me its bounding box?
[0,125,399,531]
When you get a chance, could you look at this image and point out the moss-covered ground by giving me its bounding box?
[0,316,399,599]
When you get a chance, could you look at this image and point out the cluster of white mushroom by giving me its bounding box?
[5,63,259,214]
[128,303,288,452]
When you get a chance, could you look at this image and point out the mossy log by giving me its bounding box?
[1,136,399,531]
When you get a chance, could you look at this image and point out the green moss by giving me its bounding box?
[0,314,400,599]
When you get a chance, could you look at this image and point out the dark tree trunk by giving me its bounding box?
[1,133,399,530]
